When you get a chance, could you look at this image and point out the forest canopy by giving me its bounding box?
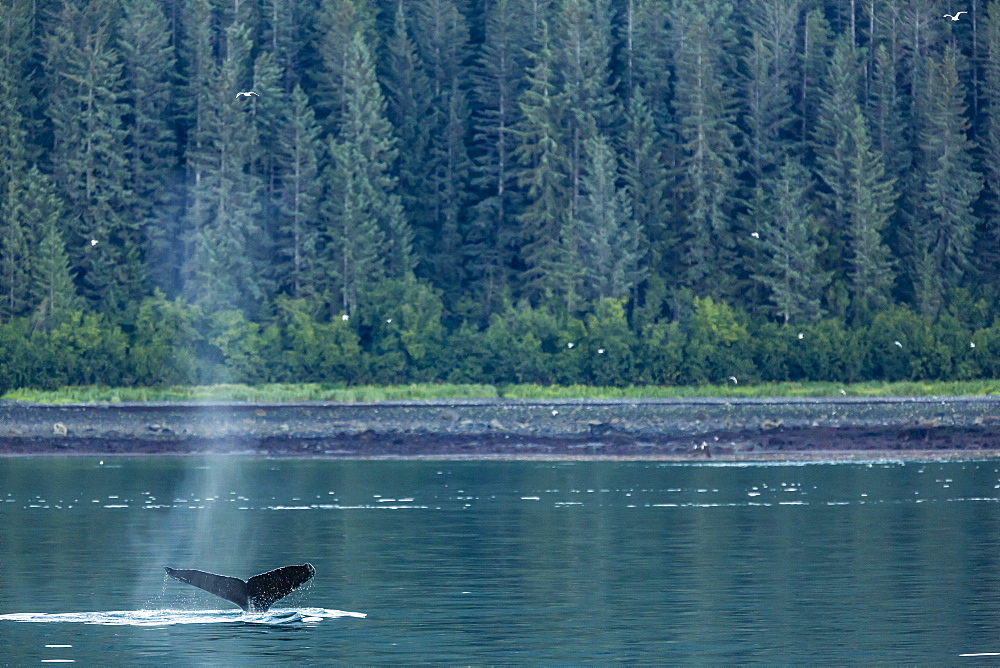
[1,0,1000,391]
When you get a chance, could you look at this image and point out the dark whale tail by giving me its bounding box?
[164,563,315,612]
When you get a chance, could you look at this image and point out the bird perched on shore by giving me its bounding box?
[236,90,259,99]
[944,11,967,20]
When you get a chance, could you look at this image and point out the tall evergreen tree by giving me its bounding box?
[321,30,413,315]
[117,0,179,296]
[274,84,322,299]
[44,0,138,313]
[845,111,897,321]
[24,168,79,329]
[577,134,645,302]
[0,179,30,321]
[981,0,1000,294]
[467,0,530,316]
[908,48,983,316]
[555,0,618,222]
[739,0,801,183]
[670,0,740,298]
[867,43,911,183]
[622,87,670,281]
[811,35,863,282]
[384,1,434,275]
[262,0,316,92]
[313,0,379,131]
[183,9,268,314]
[412,0,474,290]
[798,8,832,144]
[0,0,34,322]
[748,157,829,324]
[513,21,576,307]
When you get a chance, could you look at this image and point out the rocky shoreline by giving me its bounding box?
[3,396,1000,460]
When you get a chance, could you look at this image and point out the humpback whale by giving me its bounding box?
[164,563,315,612]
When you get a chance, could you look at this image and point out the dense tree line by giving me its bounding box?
[1,0,1000,391]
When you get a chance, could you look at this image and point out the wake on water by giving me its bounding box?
[0,607,366,626]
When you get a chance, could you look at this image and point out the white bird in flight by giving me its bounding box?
[750,232,760,239]
[728,376,738,384]
[597,348,605,354]
[236,91,259,99]
[970,342,976,348]
[341,313,349,321]
[894,340,903,348]
[90,239,98,246]
[797,332,804,340]
[567,342,574,349]
[944,11,967,20]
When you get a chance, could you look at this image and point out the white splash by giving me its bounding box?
[0,607,366,627]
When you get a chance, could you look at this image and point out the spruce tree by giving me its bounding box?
[321,30,413,315]
[749,157,828,324]
[313,0,379,131]
[909,48,983,316]
[0,1,33,322]
[44,0,138,313]
[183,10,268,314]
[739,0,801,182]
[812,36,862,229]
[845,111,897,321]
[118,0,179,296]
[555,0,617,222]
[981,0,1000,294]
[811,35,863,282]
[577,134,644,302]
[467,0,530,316]
[622,88,670,281]
[384,1,434,275]
[412,0,474,290]
[798,8,832,144]
[0,180,30,321]
[670,0,740,298]
[513,21,576,307]
[868,44,911,184]
[274,84,322,300]
[25,168,80,329]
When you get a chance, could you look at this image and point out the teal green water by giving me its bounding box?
[2,456,1000,663]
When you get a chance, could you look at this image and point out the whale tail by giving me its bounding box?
[164,563,315,612]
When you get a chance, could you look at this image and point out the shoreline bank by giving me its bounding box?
[2,396,1000,461]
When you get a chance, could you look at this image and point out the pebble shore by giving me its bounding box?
[3,396,1000,460]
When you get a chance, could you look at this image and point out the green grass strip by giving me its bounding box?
[4,379,1000,404]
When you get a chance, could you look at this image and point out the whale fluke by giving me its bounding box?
[164,563,315,612]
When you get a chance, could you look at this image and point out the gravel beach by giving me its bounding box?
[3,396,1000,460]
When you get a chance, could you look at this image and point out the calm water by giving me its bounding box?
[3,456,1000,664]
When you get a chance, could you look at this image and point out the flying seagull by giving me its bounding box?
[944,11,967,20]
[236,90,259,99]
[728,376,738,384]
[894,340,903,348]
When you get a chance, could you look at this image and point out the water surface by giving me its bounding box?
[2,456,1000,663]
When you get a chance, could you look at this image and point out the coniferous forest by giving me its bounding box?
[3,0,1000,392]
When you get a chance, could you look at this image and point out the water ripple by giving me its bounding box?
[0,608,366,626]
